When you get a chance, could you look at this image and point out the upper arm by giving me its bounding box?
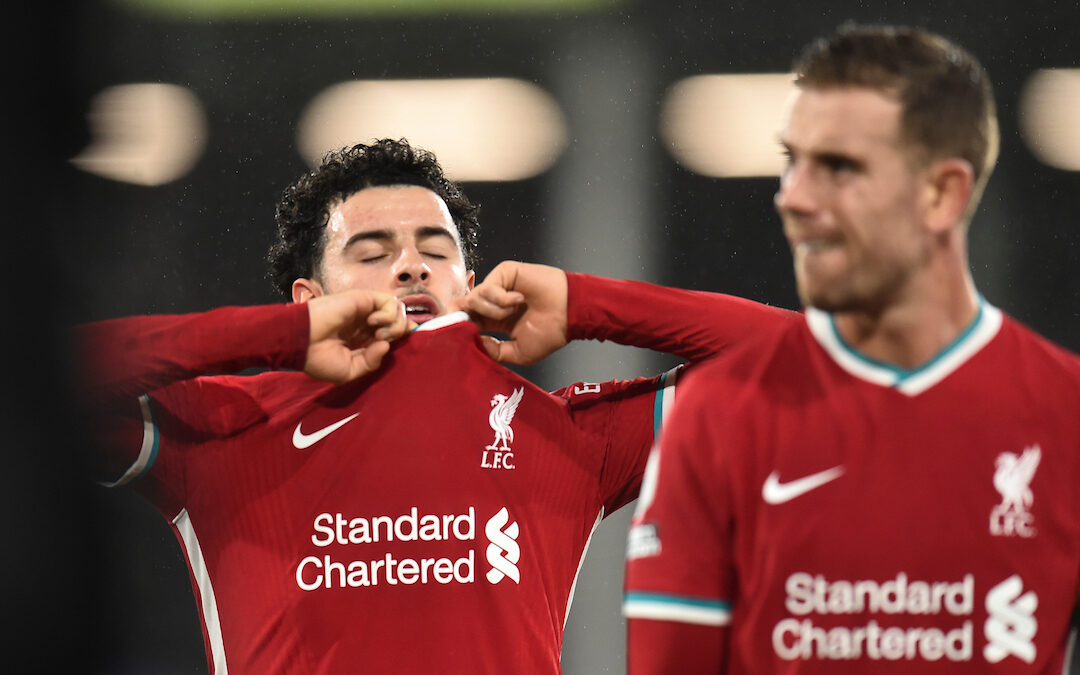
[94,375,270,521]
[560,367,682,515]
[627,618,727,675]
[623,368,737,668]
[73,304,307,490]
[86,392,151,486]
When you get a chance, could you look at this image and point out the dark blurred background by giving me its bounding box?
[7,0,1079,671]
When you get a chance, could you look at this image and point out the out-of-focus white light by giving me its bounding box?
[71,83,207,186]
[297,78,568,182]
[1020,69,1080,172]
[660,73,796,178]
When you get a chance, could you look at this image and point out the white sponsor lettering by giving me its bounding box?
[984,575,1038,664]
[773,618,972,661]
[775,571,977,664]
[296,551,474,590]
[785,572,973,616]
[310,508,475,547]
[485,507,520,584]
[300,506,524,592]
[626,523,661,560]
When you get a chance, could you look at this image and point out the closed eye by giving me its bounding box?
[819,153,861,174]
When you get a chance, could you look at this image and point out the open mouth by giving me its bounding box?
[401,294,439,323]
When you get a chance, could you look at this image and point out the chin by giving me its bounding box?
[796,270,853,313]
[799,284,848,313]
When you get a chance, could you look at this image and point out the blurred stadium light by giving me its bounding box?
[70,83,207,186]
[112,0,622,18]
[297,78,569,182]
[1020,68,1080,172]
[660,73,795,178]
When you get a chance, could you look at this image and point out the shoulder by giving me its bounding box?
[670,319,813,428]
[199,369,329,401]
[684,316,808,385]
[151,370,331,436]
[996,315,1080,383]
[552,373,675,407]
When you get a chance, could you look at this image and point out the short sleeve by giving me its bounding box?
[623,367,735,628]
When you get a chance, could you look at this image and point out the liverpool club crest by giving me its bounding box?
[989,444,1041,537]
[482,387,523,470]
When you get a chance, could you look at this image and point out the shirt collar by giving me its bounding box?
[804,298,1003,396]
[412,310,470,333]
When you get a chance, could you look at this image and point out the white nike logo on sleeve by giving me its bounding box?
[292,413,359,450]
[762,465,845,504]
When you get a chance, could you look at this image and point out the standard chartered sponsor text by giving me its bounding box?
[774,572,975,662]
[297,508,476,590]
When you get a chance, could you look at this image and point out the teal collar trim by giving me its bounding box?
[805,297,1003,396]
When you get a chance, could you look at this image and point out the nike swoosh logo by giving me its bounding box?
[762,465,844,504]
[292,413,359,450]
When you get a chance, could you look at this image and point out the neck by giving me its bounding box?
[831,249,979,370]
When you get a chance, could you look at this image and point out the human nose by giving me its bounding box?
[774,161,817,217]
[392,247,431,286]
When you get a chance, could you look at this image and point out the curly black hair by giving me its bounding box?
[267,138,480,298]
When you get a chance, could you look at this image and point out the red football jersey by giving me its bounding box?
[89,308,678,674]
[625,302,1080,673]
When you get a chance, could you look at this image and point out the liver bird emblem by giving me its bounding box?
[487,387,524,451]
[993,445,1041,511]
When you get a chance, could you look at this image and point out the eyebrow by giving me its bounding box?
[341,225,458,252]
[778,138,863,167]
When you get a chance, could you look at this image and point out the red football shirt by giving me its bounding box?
[625,302,1080,673]
[88,308,675,673]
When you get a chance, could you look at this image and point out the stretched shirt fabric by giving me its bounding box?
[75,273,790,673]
[625,301,1080,674]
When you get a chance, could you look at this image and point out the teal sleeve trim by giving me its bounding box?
[143,394,161,478]
[625,591,731,612]
[652,370,671,438]
[651,366,680,438]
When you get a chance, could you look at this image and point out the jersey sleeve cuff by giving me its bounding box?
[623,591,733,626]
[99,394,160,487]
[273,301,311,372]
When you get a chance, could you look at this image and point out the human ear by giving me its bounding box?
[292,277,325,304]
[923,159,975,234]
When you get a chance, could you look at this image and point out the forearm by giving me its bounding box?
[73,302,309,401]
[566,273,794,361]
